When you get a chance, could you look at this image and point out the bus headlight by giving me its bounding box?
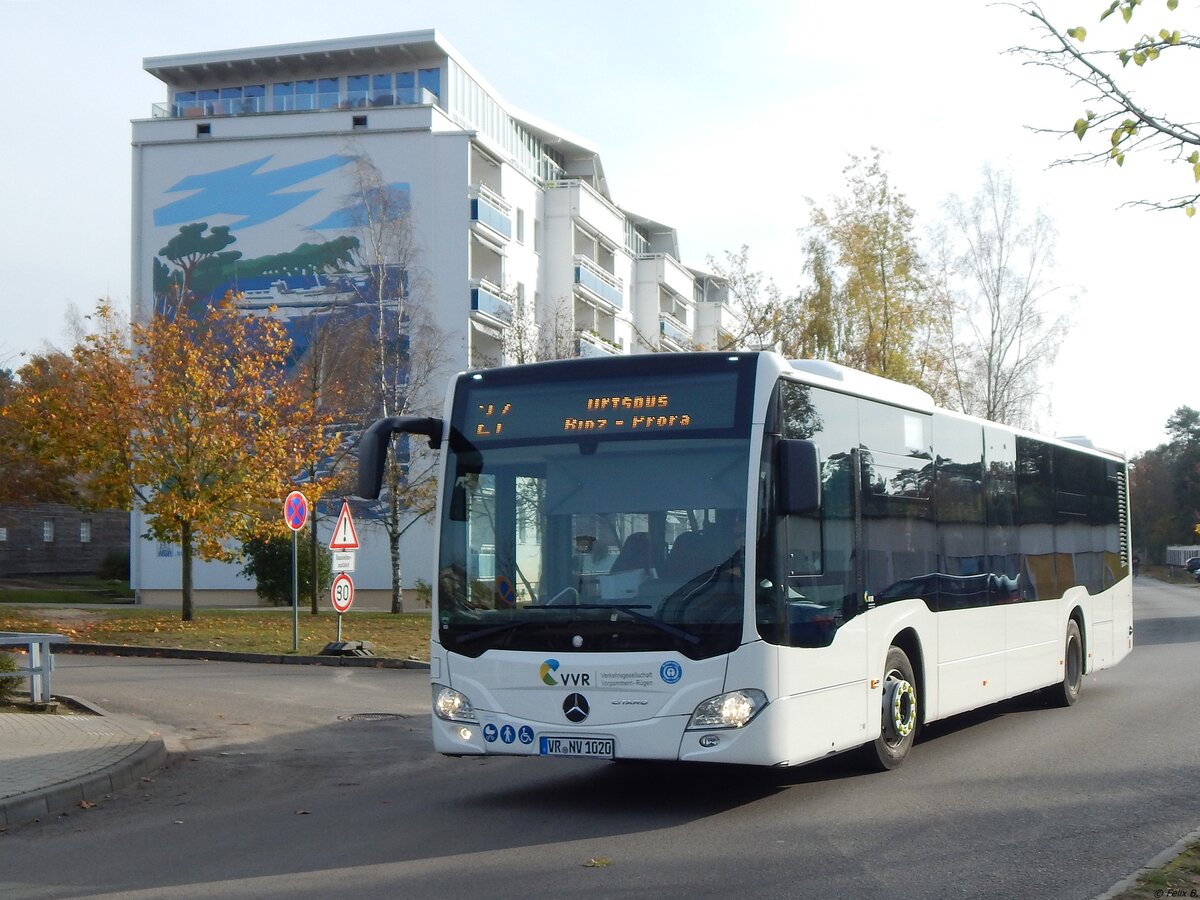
[432,684,477,723]
[686,689,768,730]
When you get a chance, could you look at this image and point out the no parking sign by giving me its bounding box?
[283,491,309,531]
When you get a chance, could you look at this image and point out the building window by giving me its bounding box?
[243,84,265,113]
[516,208,525,244]
[273,81,294,112]
[80,520,92,543]
[346,74,369,107]
[396,70,415,103]
[352,114,368,130]
[43,520,54,543]
[418,67,441,101]
[196,123,211,138]
[0,527,7,542]
[317,77,339,109]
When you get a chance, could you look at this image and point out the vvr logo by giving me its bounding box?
[539,659,590,687]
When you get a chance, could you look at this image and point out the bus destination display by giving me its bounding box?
[462,371,740,442]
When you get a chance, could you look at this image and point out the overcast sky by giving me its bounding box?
[1,0,1193,457]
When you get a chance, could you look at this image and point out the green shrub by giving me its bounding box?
[0,653,21,702]
[240,534,332,606]
[97,550,131,582]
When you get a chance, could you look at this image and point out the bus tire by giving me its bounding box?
[861,645,919,772]
[1045,619,1083,708]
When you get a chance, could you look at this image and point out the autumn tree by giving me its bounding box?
[804,151,951,399]
[7,303,138,510]
[0,362,81,506]
[334,151,448,613]
[14,299,342,621]
[933,167,1069,428]
[1014,1,1200,215]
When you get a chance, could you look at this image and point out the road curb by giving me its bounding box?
[52,642,430,670]
[0,711,168,829]
[1094,823,1200,899]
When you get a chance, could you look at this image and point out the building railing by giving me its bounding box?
[659,314,692,347]
[546,179,626,237]
[0,632,66,705]
[638,252,695,300]
[469,184,513,240]
[574,255,624,310]
[470,279,514,326]
[577,331,621,358]
[152,87,440,119]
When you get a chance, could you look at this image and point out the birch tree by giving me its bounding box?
[936,167,1068,428]
[336,152,446,613]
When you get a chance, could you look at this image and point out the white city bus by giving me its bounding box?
[358,351,1133,769]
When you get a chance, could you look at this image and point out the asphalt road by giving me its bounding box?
[1,577,1197,899]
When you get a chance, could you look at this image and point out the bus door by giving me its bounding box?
[772,382,869,750]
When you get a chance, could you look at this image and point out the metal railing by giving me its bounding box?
[469,184,513,239]
[0,632,66,705]
[470,279,515,325]
[152,87,439,119]
[574,255,624,310]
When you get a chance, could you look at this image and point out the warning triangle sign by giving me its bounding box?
[329,500,360,550]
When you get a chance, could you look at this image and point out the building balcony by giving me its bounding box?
[469,183,512,241]
[694,300,743,350]
[577,331,621,358]
[637,253,695,301]
[470,279,514,327]
[545,179,625,245]
[574,255,624,311]
[659,314,692,350]
[152,86,440,119]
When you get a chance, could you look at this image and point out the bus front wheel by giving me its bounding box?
[1045,619,1083,708]
[862,645,919,772]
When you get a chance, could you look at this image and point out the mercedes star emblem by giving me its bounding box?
[563,692,589,723]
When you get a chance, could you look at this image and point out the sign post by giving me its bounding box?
[328,501,360,643]
[330,572,355,641]
[283,491,309,653]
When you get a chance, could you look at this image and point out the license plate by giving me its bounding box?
[539,736,614,758]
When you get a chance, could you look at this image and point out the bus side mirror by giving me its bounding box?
[777,439,821,515]
[356,416,444,500]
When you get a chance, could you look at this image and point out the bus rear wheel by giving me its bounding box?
[862,645,919,772]
[1045,619,1083,708]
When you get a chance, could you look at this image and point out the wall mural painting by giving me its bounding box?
[150,154,411,376]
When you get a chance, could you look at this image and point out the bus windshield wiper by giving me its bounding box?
[566,604,701,645]
[455,620,531,645]
[455,603,700,646]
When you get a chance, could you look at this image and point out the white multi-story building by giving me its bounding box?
[130,30,739,608]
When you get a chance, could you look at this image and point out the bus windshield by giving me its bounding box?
[435,356,755,660]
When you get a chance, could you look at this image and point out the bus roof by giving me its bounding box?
[787,359,936,414]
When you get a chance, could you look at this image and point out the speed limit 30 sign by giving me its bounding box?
[330,572,355,613]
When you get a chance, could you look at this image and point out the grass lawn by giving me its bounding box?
[0,606,430,660]
[0,576,135,605]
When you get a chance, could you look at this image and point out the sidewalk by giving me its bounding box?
[0,698,167,828]
[0,644,425,829]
